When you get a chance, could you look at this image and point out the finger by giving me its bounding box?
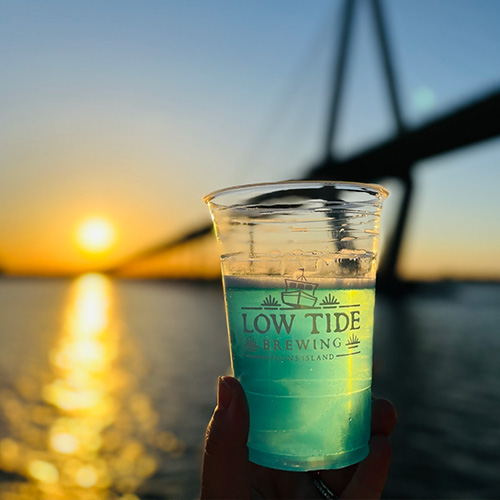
[341,435,392,499]
[371,399,397,437]
[201,376,251,500]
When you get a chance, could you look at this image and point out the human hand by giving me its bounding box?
[201,376,396,500]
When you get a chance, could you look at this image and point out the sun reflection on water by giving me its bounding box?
[0,274,184,499]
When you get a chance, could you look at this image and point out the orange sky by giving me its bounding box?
[1,2,500,280]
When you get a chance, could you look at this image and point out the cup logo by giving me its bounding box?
[226,273,374,363]
[281,270,319,308]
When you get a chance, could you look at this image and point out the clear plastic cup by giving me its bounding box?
[204,181,388,471]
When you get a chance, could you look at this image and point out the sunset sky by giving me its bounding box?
[1,0,500,280]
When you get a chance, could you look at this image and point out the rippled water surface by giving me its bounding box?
[0,276,498,499]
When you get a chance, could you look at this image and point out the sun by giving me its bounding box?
[77,217,115,254]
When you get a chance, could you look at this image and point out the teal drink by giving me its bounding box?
[204,181,388,471]
[223,275,374,470]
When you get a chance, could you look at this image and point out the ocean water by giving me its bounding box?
[0,275,499,499]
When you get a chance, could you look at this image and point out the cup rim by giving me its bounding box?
[204,180,388,207]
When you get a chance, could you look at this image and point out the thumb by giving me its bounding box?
[201,376,251,500]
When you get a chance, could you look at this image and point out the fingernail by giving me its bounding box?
[217,376,232,411]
